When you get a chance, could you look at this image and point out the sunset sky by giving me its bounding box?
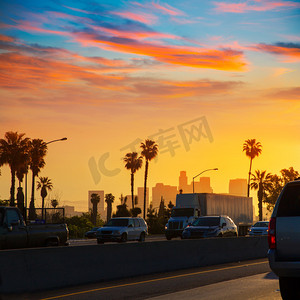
[0,0,300,213]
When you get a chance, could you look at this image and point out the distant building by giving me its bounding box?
[125,195,138,211]
[62,205,83,218]
[178,171,213,193]
[229,179,247,197]
[88,190,105,220]
[179,171,189,192]
[152,183,178,209]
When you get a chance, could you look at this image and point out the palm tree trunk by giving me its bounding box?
[9,169,16,206]
[107,203,112,222]
[143,160,149,219]
[258,182,263,221]
[131,172,134,210]
[29,172,36,220]
[41,196,45,220]
[247,158,253,197]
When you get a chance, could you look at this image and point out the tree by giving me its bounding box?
[166,201,174,218]
[65,212,104,238]
[114,195,131,217]
[16,161,29,216]
[250,170,272,221]
[29,139,47,220]
[90,193,100,225]
[243,139,262,197]
[281,167,299,185]
[37,176,53,220]
[123,152,143,210]
[51,199,59,208]
[131,207,142,217]
[264,167,299,211]
[0,131,30,206]
[105,193,115,222]
[264,174,283,211]
[141,139,158,219]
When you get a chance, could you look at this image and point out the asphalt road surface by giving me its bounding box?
[2,258,281,300]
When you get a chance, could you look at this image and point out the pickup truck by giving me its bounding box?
[0,206,69,250]
[268,179,300,299]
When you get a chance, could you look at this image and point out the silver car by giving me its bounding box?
[248,221,269,236]
[96,217,148,244]
[268,179,300,299]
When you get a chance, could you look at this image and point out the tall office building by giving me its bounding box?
[178,171,213,194]
[179,171,188,192]
[152,183,178,209]
[88,190,105,220]
[229,179,247,197]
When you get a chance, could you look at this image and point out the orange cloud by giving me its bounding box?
[74,32,247,71]
[213,0,300,13]
[6,14,247,71]
[254,43,300,62]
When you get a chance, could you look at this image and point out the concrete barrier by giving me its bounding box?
[0,236,268,294]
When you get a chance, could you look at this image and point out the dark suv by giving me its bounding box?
[96,217,148,244]
[181,215,238,239]
[268,179,300,299]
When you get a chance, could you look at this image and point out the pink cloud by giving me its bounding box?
[213,0,300,13]
[152,2,185,16]
[112,11,158,25]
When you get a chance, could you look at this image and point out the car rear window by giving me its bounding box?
[277,183,300,217]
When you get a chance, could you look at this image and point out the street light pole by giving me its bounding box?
[26,137,67,221]
[192,168,218,193]
[46,137,67,145]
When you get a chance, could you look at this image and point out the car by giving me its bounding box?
[248,221,269,236]
[268,179,300,299]
[181,215,238,239]
[84,227,100,239]
[96,217,148,244]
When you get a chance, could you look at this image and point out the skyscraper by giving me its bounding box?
[229,179,247,197]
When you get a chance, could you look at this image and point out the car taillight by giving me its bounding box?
[268,217,276,249]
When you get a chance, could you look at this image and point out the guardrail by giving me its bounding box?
[0,236,268,294]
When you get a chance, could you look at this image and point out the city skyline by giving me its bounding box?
[84,172,248,219]
[0,0,299,211]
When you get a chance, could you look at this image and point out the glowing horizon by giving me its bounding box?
[0,0,299,214]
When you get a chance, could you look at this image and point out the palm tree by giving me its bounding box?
[0,131,30,206]
[140,139,158,219]
[37,177,53,220]
[105,193,115,222]
[243,139,262,197]
[29,139,47,219]
[250,170,272,221]
[16,159,30,216]
[123,152,143,210]
[90,193,100,225]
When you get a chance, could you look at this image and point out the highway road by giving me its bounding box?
[3,258,281,300]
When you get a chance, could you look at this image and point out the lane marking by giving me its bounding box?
[41,260,268,300]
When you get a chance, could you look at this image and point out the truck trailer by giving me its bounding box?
[165,193,253,240]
